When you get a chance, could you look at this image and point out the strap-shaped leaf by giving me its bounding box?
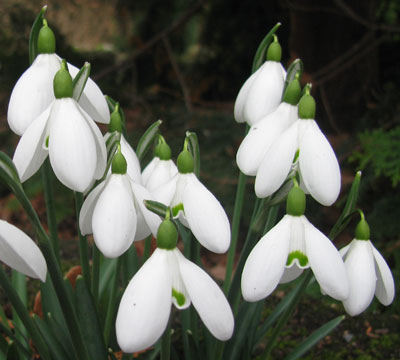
[72,62,91,102]
[136,119,163,161]
[284,315,345,360]
[0,321,31,359]
[282,58,303,98]
[251,22,281,73]
[185,131,200,177]
[29,5,47,65]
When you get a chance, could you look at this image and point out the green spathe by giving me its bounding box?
[286,186,306,216]
[355,218,370,241]
[37,20,56,54]
[112,149,127,175]
[298,91,316,119]
[108,105,123,133]
[53,60,73,99]
[177,150,194,174]
[156,219,178,250]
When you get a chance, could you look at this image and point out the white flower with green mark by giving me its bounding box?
[340,215,395,316]
[241,185,349,302]
[13,60,107,193]
[0,220,47,281]
[8,20,109,136]
[234,35,286,126]
[79,148,161,258]
[116,219,234,353]
[255,89,341,206]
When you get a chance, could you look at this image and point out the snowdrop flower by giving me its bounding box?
[105,104,142,184]
[255,88,341,206]
[8,20,109,136]
[13,60,107,192]
[116,218,234,353]
[0,220,47,281]
[153,147,230,254]
[237,75,301,175]
[142,137,177,192]
[234,35,286,126]
[340,214,395,316]
[242,184,349,302]
[79,147,161,258]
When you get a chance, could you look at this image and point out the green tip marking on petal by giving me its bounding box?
[53,59,73,99]
[266,34,282,62]
[108,103,123,133]
[286,251,309,267]
[172,203,184,218]
[45,135,49,149]
[111,144,127,174]
[156,219,178,250]
[286,184,306,216]
[37,18,56,54]
[177,150,194,174]
[172,289,186,307]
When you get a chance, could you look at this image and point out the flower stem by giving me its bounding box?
[92,244,101,304]
[160,318,171,360]
[143,234,152,262]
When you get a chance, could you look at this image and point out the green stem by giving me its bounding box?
[0,267,51,360]
[261,271,313,360]
[143,235,152,262]
[75,192,91,288]
[41,159,60,263]
[160,319,171,360]
[92,244,101,304]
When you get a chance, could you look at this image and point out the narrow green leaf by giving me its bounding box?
[72,62,91,102]
[252,22,281,73]
[136,120,163,161]
[29,5,47,64]
[75,276,108,360]
[6,341,19,360]
[284,315,345,360]
[0,322,31,359]
[144,200,169,217]
[99,258,118,304]
[282,58,303,97]
[0,334,8,359]
[11,271,28,356]
[185,131,200,177]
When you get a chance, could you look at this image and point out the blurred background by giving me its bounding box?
[0,0,400,358]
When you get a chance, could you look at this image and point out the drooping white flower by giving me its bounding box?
[236,76,301,175]
[0,220,47,281]
[241,185,348,302]
[13,60,107,193]
[255,90,341,206]
[153,149,230,254]
[116,219,234,353]
[340,216,395,316]
[79,148,161,258]
[234,36,286,126]
[7,21,109,136]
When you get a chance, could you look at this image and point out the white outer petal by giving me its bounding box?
[92,174,137,258]
[142,157,160,185]
[183,174,231,253]
[68,63,110,124]
[48,98,97,192]
[255,121,299,198]
[79,180,107,235]
[121,135,142,184]
[13,106,50,182]
[342,240,376,316]
[234,70,259,123]
[236,102,297,176]
[241,215,291,301]
[243,61,286,126]
[116,249,172,353]
[371,244,395,306]
[8,54,60,135]
[146,160,177,191]
[299,120,341,206]
[168,249,190,309]
[152,174,178,205]
[303,216,349,301]
[175,249,234,340]
[0,220,47,281]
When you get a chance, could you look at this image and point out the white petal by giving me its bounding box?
[151,174,178,205]
[8,54,60,135]
[79,180,107,235]
[339,243,351,259]
[342,240,376,316]
[146,160,177,191]
[303,216,349,301]
[255,121,299,198]
[13,107,50,182]
[48,98,98,192]
[68,63,110,124]
[167,249,190,309]
[92,174,137,258]
[372,244,395,306]
[236,103,297,176]
[142,157,160,185]
[299,120,341,206]
[241,215,291,301]
[131,182,162,240]
[243,61,286,126]
[183,174,231,253]
[175,249,234,340]
[234,70,259,123]
[279,263,304,284]
[116,249,172,353]
[0,220,47,281]
[121,135,142,184]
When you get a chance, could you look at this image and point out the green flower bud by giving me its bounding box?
[157,143,172,160]
[355,218,370,241]
[108,104,123,133]
[282,74,301,105]
[298,88,316,119]
[286,185,306,216]
[53,60,73,99]
[177,150,194,174]
[266,35,282,62]
[37,19,56,54]
[111,145,127,174]
[156,219,178,250]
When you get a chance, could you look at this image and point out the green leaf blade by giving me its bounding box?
[136,120,163,161]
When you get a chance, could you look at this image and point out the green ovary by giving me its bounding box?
[286,251,308,267]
